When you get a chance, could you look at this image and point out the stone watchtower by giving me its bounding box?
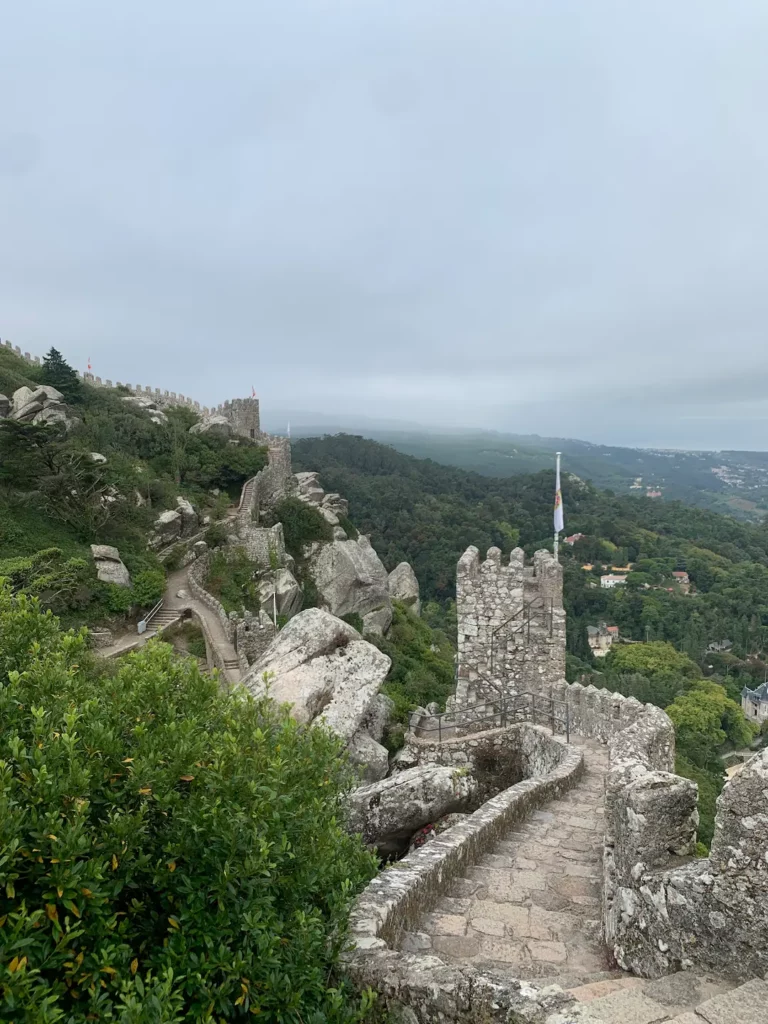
[455,546,565,709]
[221,397,261,440]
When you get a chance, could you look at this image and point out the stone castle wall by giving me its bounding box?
[456,546,565,707]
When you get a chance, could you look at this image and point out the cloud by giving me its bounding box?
[1,0,768,449]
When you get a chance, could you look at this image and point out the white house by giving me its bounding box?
[742,682,768,724]
[601,574,626,589]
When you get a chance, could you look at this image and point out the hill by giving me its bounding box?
[289,426,768,523]
[292,434,768,668]
[0,345,267,627]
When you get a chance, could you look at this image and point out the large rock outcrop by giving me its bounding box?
[388,561,421,615]
[347,765,478,855]
[309,536,392,634]
[90,544,131,588]
[244,608,390,742]
[10,385,77,429]
[121,394,167,425]
[257,568,302,619]
[189,415,232,437]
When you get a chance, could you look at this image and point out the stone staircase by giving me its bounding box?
[396,738,768,1023]
[567,974,768,1023]
[145,607,184,636]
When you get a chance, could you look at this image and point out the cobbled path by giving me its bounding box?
[399,739,612,986]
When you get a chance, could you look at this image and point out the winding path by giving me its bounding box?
[399,739,610,987]
[99,566,243,685]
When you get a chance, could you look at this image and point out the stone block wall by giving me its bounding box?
[344,726,584,1023]
[234,614,277,666]
[455,546,565,710]
[602,709,768,981]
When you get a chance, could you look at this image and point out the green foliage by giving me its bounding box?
[39,347,84,404]
[341,612,364,633]
[205,547,259,615]
[338,515,359,540]
[605,642,701,683]
[203,522,228,549]
[370,602,456,723]
[132,569,166,609]
[0,588,377,1022]
[269,498,333,560]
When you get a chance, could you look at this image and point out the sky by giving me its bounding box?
[2,1,768,450]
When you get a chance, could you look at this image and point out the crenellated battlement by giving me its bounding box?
[456,545,565,705]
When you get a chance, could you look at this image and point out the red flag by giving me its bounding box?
[251,385,256,398]
[87,356,92,371]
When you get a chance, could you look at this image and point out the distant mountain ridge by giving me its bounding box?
[277,424,768,522]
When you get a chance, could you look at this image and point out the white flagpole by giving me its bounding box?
[554,451,562,563]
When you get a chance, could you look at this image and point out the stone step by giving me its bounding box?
[574,971,749,1024]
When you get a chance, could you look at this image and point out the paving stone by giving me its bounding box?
[514,870,547,890]
[642,971,734,1010]
[477,936,532,965]
[516,856,538,870]
[400,931,432,952]
[470,917,506,937]
[445,877,481,898]
[421,913,467,936]
[431,933,480,959]
[526,939,568,964]
[481,852,515,869]
[586,988,672,1024]
[435,896,471,915]
[695,978,768,1024]
[567,976,645,1003]
[662,1015,701,1024]
[469,900,529,931]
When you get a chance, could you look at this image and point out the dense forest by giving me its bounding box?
[294,433,768,845]
[292,434,768,663]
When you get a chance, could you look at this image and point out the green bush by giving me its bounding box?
[0,588,377,1022]
[370,602,456,723]
[341,612,364,633]
[101,583,134,615]
[132,569,166,609]
[269,498,333,560]
[205,548,259,615]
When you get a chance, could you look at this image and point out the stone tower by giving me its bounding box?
[222,397,261,440]
[455,546,565,708]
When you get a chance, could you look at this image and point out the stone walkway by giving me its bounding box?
[99,567,243,684]
[399,739,612,987]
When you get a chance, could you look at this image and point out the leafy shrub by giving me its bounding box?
[341,612,364,633]
[205,547,259,614]
[269,498,333,560]
[338,515,359,540]
[370,602,456,723]
[101,582,134,615]
[204,522,228,549]
[161,544,186,572]
[0,588,377,1021]
[132,569,166,608]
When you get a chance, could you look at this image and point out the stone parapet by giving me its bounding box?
[344,725,584,1022]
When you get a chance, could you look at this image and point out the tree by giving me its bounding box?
[39,347,84,404]
[0,587,376,1021]
[606,641,701,683]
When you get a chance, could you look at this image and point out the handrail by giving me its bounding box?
[137,598,164,635]
[413,690,570,744]
[489,598,555,676]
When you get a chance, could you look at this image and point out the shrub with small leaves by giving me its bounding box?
[0,587,377,1022]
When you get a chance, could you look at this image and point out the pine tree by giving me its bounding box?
[39,347,84,404]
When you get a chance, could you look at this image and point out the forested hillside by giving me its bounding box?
[293,434,768,659]
[294,433,768,844]
[0,346,266,627]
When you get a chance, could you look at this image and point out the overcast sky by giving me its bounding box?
[2,2,768,450]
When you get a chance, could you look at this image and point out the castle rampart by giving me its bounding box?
[456,546,565,707]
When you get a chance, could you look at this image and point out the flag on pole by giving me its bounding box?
[251,385,256,398]
[554,453,564,534]
[87,356,92,372]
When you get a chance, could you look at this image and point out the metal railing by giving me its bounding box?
[412,689,570,744]
[489,598,556,677]
[137,599,164,634]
